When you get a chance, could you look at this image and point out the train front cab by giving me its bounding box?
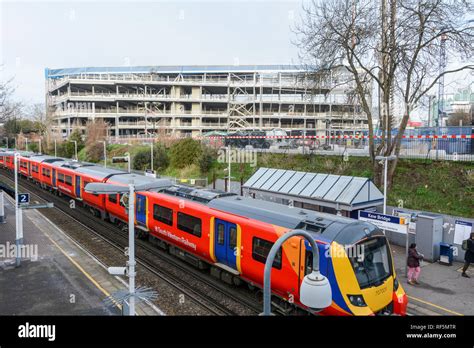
[320,233,407,316]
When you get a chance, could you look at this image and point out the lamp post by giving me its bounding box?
[261,229,332,315]
[375,155,397,215]
[100,141,107,168]
[125,152,131,173]
[70,140,78,160]
[150,142,154,172]
[225,145,232,193]
[25,138,28,152]
[54,139,57,157]
[84,179,171,316]
[14,153,23,267]
[5,137,8,149]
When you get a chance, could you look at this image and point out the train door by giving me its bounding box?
[52,169,57,187]
[75,175,82,198]
[135,194,147,226]
[214,219,238,269]
[27,162,31,177]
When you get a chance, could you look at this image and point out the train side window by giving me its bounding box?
[58,173,65,183]
[42,168,50,178]
[229,226,237,250]
[65,175,73,185]
[153,204,173,226]
[217,223,225,245]
[177,212,201,237]
[305,250,313,275]
[252,237,282,270]
[32,165,39,173]
[108,194,117,204]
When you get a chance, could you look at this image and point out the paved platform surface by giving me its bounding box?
[0,194,162,316]
[391,244,473,316]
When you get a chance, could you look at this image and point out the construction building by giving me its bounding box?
[45,65,370,140]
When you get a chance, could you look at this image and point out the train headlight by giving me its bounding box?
[348,294,367,307]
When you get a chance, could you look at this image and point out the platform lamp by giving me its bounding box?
[261,229,332,315]
[374,155,397,215]
[99,141,107,168]
[84,179,171,315]
[70,140,78,161]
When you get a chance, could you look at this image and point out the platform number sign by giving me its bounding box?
[18,193,30,205]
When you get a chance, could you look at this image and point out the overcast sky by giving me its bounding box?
[1,0,304,104]
[1,0,472,116]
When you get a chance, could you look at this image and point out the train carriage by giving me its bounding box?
[146,190,407,315]
[0,151,14,169]
[74,166,128,218]
[27,156,64,184]
[50,161,78,197]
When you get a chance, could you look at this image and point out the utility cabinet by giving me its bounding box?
[415,213,443,262]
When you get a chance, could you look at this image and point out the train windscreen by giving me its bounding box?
[348,237,392,289]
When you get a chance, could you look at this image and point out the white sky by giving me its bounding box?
[0,0,472,122]
[0,0,304,104]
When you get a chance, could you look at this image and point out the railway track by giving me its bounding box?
[0,169,263,316]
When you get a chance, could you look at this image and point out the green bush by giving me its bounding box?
[132,143,169,171]
[198,145,217,174]
[169,138,202,169]
[133,149,152,171]
[28,143,39,153]
[154,143,169,171]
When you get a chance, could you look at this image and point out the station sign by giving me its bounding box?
[359,211,408,234]
[112,156,129,164]
[18,193,30,205]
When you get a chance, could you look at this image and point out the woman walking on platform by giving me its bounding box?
[407,243,423,285]
[461,232,474,278]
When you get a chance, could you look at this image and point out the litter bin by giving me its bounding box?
[439,243,454,265]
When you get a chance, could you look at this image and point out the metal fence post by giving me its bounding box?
[0,190,5,224]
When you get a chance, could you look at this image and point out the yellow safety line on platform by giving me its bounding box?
[43,232,122,310]
[408,295,463,316]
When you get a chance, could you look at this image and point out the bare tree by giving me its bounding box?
[0,78,22,123]
[84,119,108,162]
[295,0,474,186]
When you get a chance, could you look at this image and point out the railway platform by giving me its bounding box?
[391,244,474,316]
[0,194,163,316]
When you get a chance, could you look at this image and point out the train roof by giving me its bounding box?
[107,173,169,186]
[59,161,96,170]
[208,195,346,229]
[160,185,236,203]
[1,151,32,157]
[208,195,382,244]
[75,165,126,180]
[28,155,64,163]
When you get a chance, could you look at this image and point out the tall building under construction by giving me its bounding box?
[45,65,369,139]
